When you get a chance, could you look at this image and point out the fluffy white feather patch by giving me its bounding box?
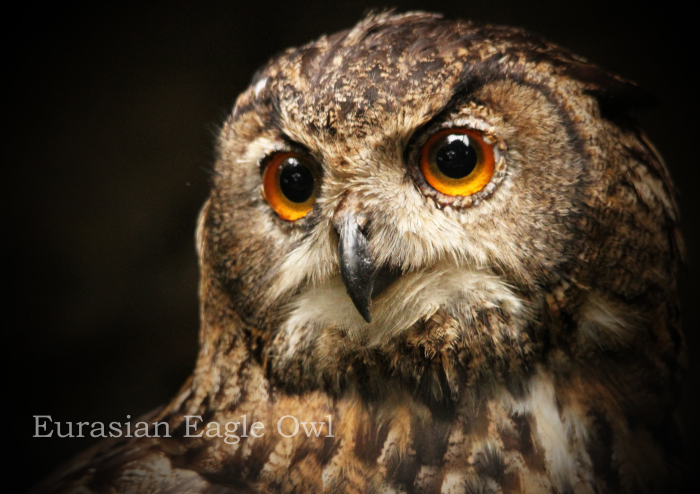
[278,265,526,354]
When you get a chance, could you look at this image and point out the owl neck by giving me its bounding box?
[176,269,542,415]
[181,284,679,426]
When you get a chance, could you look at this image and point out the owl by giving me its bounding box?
[33,12,684,494]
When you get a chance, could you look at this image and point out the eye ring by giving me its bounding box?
[262,152,319,221]
[420,128,495,197]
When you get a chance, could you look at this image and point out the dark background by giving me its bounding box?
[6,1,698,491]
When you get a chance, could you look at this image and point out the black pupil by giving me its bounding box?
[279,158,315,203]
[435,136,478,179]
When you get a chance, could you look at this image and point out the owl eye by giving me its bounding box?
[420,128,495,196]
[262,152,319,221]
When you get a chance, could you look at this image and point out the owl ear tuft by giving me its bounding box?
[559,61,656,125]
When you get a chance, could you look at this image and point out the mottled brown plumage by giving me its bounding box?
[34,12,684,494]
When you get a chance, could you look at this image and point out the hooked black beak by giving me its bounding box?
[336,214,375,323]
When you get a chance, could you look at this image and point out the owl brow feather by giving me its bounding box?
[399,84,483,161]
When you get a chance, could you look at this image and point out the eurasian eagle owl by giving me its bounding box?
[35,12,684,494]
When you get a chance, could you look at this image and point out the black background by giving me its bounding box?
[6,1,699,491]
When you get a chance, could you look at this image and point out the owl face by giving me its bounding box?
[200,13,674,392]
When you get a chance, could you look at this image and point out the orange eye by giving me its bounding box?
[262,152,319,221]
[420,128,495,196]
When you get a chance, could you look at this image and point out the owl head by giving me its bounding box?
[195,12,682,402]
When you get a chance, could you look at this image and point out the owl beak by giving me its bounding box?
[336,214,375,323]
